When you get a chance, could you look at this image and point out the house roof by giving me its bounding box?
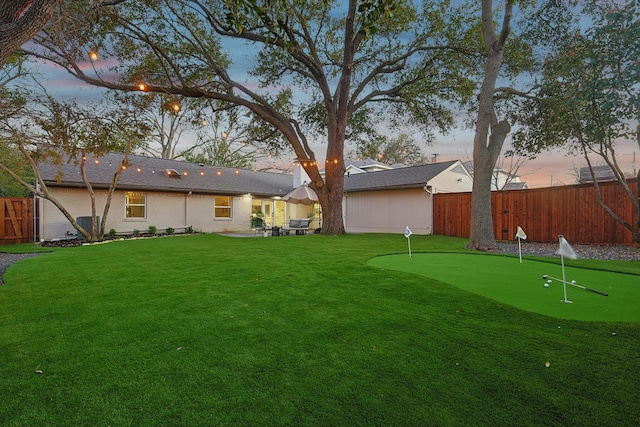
[578,165,616,183]
[343,160,460,192]
[39,152,294,197]
[503,182,528,190]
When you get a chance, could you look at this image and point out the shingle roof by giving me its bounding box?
[578,165,616,183]
[503,182,528,190]
[39,152,294,197]
[344,161,458,192]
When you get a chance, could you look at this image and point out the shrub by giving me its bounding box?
[109,228,117,237]
[148,225,157,234]
[185,226,193,234]
[133,229,140,236]
[166,227,174,235]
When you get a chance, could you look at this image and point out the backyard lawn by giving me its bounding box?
[1,234,639,426]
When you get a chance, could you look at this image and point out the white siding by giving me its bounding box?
[428,163,473,193]
[39,188,256,240]
[345,188,432,234]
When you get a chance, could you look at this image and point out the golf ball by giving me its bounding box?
[544,283,549,288]
[547,280,552,284]
[571,280,576,284]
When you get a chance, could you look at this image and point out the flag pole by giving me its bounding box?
[560,253,570,303]
[515,226,527,263]
[404,226,413,257]
[556,235,575,303]
[518,237,523,263]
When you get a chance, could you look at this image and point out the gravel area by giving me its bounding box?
[497,242,640,261]
[0,253,46,285]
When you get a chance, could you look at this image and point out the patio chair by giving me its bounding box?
[252,217,266,235]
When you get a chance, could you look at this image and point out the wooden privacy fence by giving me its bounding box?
[0,198,37,244]
[433,179,638,244]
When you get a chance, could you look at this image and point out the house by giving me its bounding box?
[37,152,308,240]
[342,160,473,234]
[38,152,472,240]
[463,161,528,190]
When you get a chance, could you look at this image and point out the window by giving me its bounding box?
[126,191,146,218]
[214,196,232,218]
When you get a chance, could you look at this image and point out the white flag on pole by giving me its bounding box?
[556,236,578,260]
[515,226,527,240]
[404,226,412,238]
[404,226,412,257]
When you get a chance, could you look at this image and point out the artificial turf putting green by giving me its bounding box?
[368,253,640,322]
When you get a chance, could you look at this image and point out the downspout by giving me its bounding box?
[185,191,191,230]
[424,183,435,235]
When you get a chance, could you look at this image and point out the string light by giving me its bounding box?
[183,171,188,176]
[137,82,147,91]
[88,49,99,61]
[216,170,222,176]
[200,171,204,176]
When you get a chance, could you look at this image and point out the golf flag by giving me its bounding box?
[515,226,527,263]
[556,236,578,260]
[404,226,412,257]
[404,226,412,238]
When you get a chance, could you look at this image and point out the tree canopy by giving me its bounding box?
[26,0,481,234]
[0,86,151,241]
[512,0,639,241]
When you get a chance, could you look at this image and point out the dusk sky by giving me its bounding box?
[26,40,638,190]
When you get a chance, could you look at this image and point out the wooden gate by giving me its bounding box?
[0,198,36,244]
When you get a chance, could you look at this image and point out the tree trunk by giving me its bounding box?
[468,120,510,250]
[467,0,513,251]
[0,0,60,67]
[469,150,497,250]
[319,167,346,235]
[317,135,346,234]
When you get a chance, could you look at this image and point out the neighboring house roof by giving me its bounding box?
[578,165,616,183]
[463,160,528,190]
[344,160,460,192]
[503,182,528,190]
[345,158,397,172]
[319,158,397,176]
[39,152,294,197]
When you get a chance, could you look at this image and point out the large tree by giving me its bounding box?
[466,0,578,250]
[0,0,60,68]
[0,88,150,241]
[26,0,478,234]
[512,0,640,241]
[466,0,515,250]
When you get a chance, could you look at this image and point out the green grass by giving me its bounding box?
[368,253,640,321]
[1,234,639,426]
